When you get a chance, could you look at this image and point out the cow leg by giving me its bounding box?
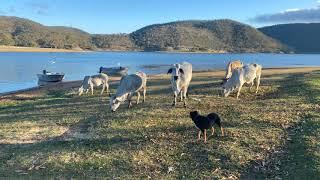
[172,91,177,106]
[198,130,201,140]
[183,88,188,108]
[100,84,105,95]
[255,75,261,94]
[128,93,133,108]
[85,89,89,94]
[236,83,243,99]
[106,83,111,97]
[136,91,140,104]
[143,88,146,103]
[249,81,254,91]
[91,85,94,95]
[180,91,183,102]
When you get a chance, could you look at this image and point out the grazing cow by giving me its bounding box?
[225,60,244,80]
[167,62,192,107]
[110,72,147,112]
[222,63,262,99]
[78,73,109,96]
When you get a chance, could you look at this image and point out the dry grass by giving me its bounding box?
[0,69,319,179]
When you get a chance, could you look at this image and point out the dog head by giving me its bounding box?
[189,111,200,120]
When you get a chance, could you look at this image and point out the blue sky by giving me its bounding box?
[0,0,320,34]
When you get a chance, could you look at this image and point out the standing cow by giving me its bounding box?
[167,62,192,107]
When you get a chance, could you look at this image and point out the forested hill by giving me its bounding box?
[130,19,286,52]
[0,16,287,53]
[259,23,320,53]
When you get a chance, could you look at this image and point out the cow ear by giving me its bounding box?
[221,78,228,85]
[167,68,173,74]
[179,68,184,74]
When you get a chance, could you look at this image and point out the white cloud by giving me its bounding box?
[284,8,300,13]
[252,6,320,23]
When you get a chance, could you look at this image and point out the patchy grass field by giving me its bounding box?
[0,69,320,179]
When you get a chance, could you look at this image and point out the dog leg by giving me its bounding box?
[211,127,215,135]
[204,129,207,143]
[198,130,201,141]
[220,126,225,136]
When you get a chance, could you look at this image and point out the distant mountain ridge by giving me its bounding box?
[259,23,320,53]
[130,19,286,52]
[0,16,287,53]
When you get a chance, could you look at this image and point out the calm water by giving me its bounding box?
[0,51,320,93]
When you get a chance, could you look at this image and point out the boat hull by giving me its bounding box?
[100,67,128,76]
[37,74,64,82]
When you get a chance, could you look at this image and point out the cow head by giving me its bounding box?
[110,96,121,112]
[167,64,184,81]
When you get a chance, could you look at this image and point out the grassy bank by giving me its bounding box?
[0,69,319,179]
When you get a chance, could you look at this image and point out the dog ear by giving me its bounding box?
[179,68,184,74]
[167,68,173,74]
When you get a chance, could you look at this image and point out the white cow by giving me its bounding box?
[222,63,262,99]
[110,72,147,112]
[167,62,192,107]
[78,73,109,96]
[225,60,244,80]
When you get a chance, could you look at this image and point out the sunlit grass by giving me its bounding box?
[0,70,320,178]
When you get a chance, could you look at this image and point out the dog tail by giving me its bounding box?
[214,116,225,136]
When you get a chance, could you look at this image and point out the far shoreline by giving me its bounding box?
[0,46,88,53]
[1,66,320,98]
[2,45,320,54]
[0,45,291,54]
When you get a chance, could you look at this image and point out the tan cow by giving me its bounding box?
[225,60,244,80]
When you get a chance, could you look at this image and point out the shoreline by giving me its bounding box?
[1,66,320,98]
[0,46,87,53]
[1,46,320,54]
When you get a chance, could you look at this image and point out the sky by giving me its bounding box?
[1,0,320,34]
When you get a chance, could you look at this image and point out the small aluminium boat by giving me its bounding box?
[99,66,128,76]
[37,70,65,82]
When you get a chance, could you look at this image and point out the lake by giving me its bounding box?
[1,51,320,94]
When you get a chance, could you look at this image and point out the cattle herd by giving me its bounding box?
[78,60,262,142]
[78,60,262,111]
